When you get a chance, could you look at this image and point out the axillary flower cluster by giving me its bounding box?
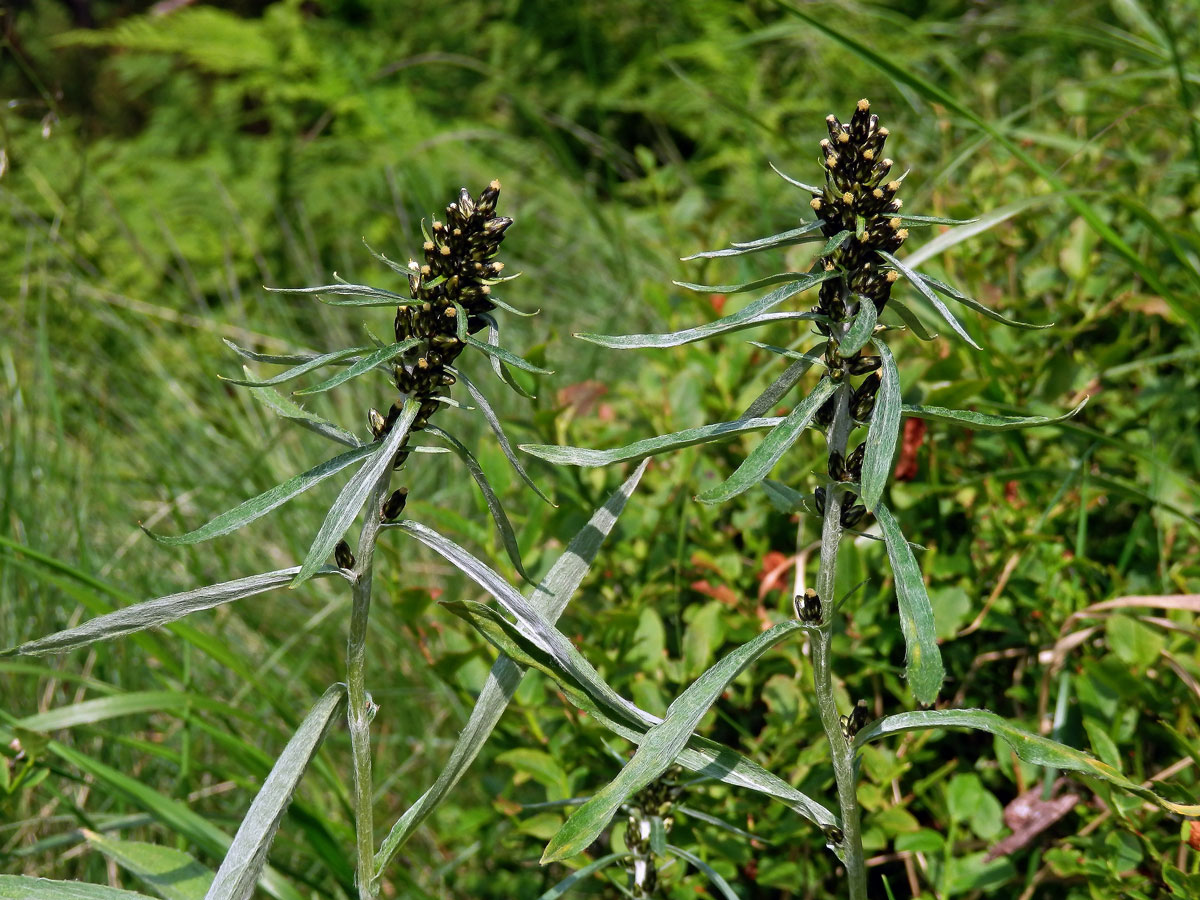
[809,99,904,533]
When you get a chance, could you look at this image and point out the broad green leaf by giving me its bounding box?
[575,271,835,349]
[425,425,534,584]
[206,684,346,900]
[0,878,155,899]
[768,161,822,194]
[875,503,944,705]
[839,299,877,357]
[674,272,809,295]
[741,342,827,418]
[245,378,361,447]
[682,220,826,260]
[144,444,377,546]
[884,300,938,341]
[854,708,1200,816]
[520,417,782,467]
[876,251,980,349]
[902,399,1087,431]
[541,620,804,862]
[535,853,628,900]
[443,599,835,830]
[2,567,345,657]
[896,214,978,226]
[293,340,419,395]
[84,832,213,900]
[456,369,552,504]
[860,338,900,512]
[463,333,553,374]
[264,283,413,306]
[666,846,740,900]
[918,273,1050,330]
[371,466,648,883]
[697,378,837,504]
[220,346,369,387]
[292,399,419,586]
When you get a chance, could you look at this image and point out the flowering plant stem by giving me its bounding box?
[806,380,868,900]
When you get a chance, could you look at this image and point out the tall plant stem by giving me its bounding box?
[804,379,867,900]
[347,471,396,899]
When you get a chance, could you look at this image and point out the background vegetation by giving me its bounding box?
[2,0,1199,897]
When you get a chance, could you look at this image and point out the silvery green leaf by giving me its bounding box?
[245,378,362,447]
[84,831,212,900]
[838,299,877,357]
[360,238,414,278]
[206,684,346,900]
[264,283,414,306]
[854,708,1200,816]
[223,339,317,366]
[425,425,534,585]
[456,369,552,504]
[682,219,826,259]
[0,878,156,900]
[761,478,806,513]
[884,300,938,341]
[903,399,1087,431]
[768,161,822,194]
[488,296,539,317]
[293,340,419,395]
[917,273,1050,330]
[292,399,419,586]
[2,567,346,657]
[876,251,980,349]
[144,445,377,546]
[534,853,628,900]
[666,846,741,900]
[697,378,838,504]
[746,342,826,365]
[740,342,827,418]
[819,229,853,257]
[896,214,978,226]
[371,465,647,883]
[221,347,369,387]
[474,314,537,398]
[521,417,783,468]
[859,338,900,512]
[674,272,810,295]
[576,272,834,349]
[463,334,552,375]
[541,621,805,862]
[874,502,944,705]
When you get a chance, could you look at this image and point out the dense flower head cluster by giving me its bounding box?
[375,180,512,446]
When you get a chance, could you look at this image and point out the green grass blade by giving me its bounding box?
[541,621,804,863]
[292,399,418,586]
[246,379,362,447]
[144,444,377,546]
[520,417,783,467]
[292,340,419,395]
[918,273,1050,330]
[697,377,837,504]
[681,220,826,259]
[206,684,346,900]
[853,708,1200,816]
[18,691,193,732]
[456,369,552,504]
[3,567,345,657]
[874,502,944,705]
[860,339,901,512]
[575,272,833,349]
[839,300,877,357]
[0,877,156,899]
[84,832,213,900]
[903,399,1088,431]
[220,346,368,388]
[877,251,979,349]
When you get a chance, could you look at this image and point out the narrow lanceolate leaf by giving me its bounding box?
[918,273,1049,330]
[474,316,536,398]
[853,708,1200,817]
[876,251,980,349]
[293,340,419,395]
[371,466,648,883]
[860,338,901,512]
[220,346,369,387]
[903,399,1088,431]
[223,339,317,366]
[697,378,837,504]
[674,272,809,295]
[666,846,741,900]
[768,161,822,194]
[896,214,978,226]
[19,691,193,732]
[441,600,835,829]
[0,877,156,900]
[839,299,877,357]
[207,684,346,900]
[456,369,552,504]
[293,400,418,586]
[145,445,377,546]
[819,229,853,257]
[84,831,213,900]
[520,417,782,468]
[885,300,938,341]
[463,334,553,374]
[541,621,805,863]
[682,220,826,260]
[264,283,413,306]
[2,568,344,657]
[246,379,361,447]
[425,425,534,585]
[535,855,628,900]
[874,502,944,705]
[575,271,835,349]
[740,342,827,418]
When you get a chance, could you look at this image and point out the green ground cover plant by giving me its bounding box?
[3,1,1200,898]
